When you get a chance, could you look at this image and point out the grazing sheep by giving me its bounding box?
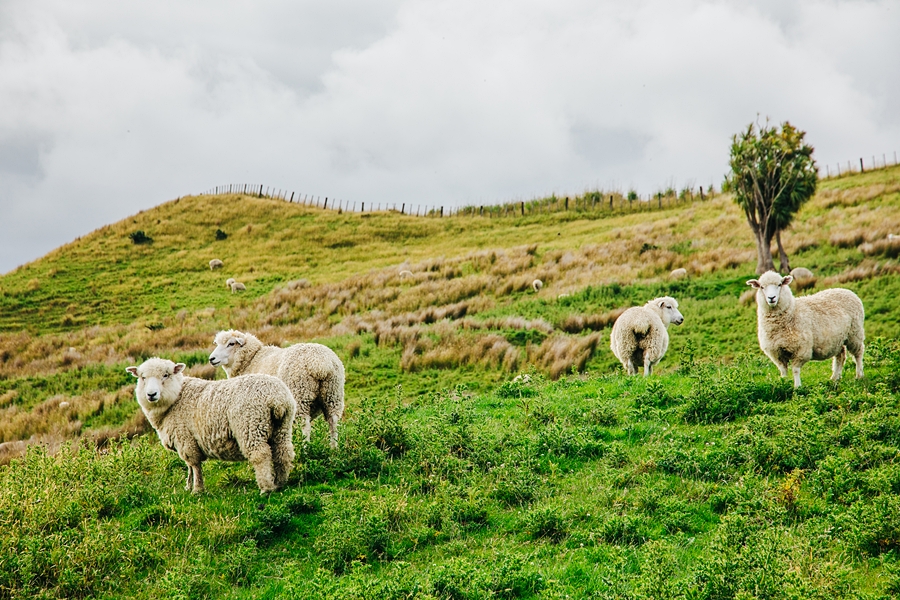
[209,330,345,448]
[230,281,246,293]
[126,357,296,494]
[610,296,684,376]
[532,279,543,292]
[790,267,814,280]
[669,268,688,280]
[747,271,864,388]
[209,258,224,270]
[225,277,235,289]
[399,269,413,278]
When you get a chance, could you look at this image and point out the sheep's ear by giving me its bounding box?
[746,279,761,288]
[173,363,186,374]
[781,275,793,286]
[658,300,667,309]
[236,337,246,347]
[126,366,139,377]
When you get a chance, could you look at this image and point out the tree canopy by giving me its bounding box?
[727,120,818,274]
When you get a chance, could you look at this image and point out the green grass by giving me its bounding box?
[1,165,900,597]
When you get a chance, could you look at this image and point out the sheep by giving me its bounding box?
[669,268,688,280]
[746,271,864,388]
[610,296,684,376]
[790,267,814,280]
[209,330,345,448]
[532,279,543,292]
[225,277,235,289]
[209,258,224,270]
[399,269,413,278]
[126,357,296,494]
[230,281,246,293]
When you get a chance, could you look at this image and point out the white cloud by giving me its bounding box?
[1,0,898,273]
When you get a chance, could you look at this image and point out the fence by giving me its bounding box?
[820,151,898,179]
[203,152,897,219]
[201,183,717,219]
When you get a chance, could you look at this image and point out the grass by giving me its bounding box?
[1,165,900,597]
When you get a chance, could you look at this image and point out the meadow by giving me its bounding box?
[0,166,899,598]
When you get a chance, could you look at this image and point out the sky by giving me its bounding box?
[1,0,898,274]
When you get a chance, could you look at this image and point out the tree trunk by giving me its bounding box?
[775,228,791,273]
[755,228,776,274]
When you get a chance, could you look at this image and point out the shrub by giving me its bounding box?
[215,228,228,240]
[128,230,153,244]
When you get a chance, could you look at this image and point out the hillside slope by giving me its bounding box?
[2,167,900,598]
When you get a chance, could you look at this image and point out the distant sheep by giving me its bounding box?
[127,357,296,494]
[790,267,814,280]
[230,281,246,293]
[209,259,224,270]
[399,269,413,278]
[210,330,345,448]
[747,271,865,388]
[225,277,235,289]
[532,279,543,292]
[669,268,687,280]
[610,296,684,376]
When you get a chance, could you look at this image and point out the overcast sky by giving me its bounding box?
[1,0,898,274]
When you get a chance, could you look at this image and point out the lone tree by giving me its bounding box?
[727,120,817,274]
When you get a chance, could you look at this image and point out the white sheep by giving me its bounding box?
[230,281,246,293]
[669,268,688,280]
[747,271,864,388]
[225,277,235,289]
[126,357,296,494]
[610,296,684,376]
[399,269,413,278]
[532,279,543,292]
[789,267,814,280]
[209,258,224,270]
[209,330,345,448]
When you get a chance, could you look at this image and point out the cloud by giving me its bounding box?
[0,0,898,273]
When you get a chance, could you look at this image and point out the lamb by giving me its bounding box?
[209,330,345,448]
[209,258,224,270]
[126,357,296,494]
[532,279,543,292]
[610,296,684,376]
[230,281,246,293]
[747,271,864,388]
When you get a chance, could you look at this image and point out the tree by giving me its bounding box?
[727,120,817,274]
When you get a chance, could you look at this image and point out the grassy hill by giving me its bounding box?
[1,167,900,598]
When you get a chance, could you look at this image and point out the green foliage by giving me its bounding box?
[728,119,818,273]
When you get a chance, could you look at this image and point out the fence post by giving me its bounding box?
[440,206,444,217]
[324,198,328,209]
[565,197,569,211]
[657,193,661,209]
[699,186,704,200]
[401,203,405,215]
[362,202,365,212]
[860,157,865,173]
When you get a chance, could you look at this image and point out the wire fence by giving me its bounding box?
[820,151,898,179]
[202,151,897,219]
[201,183,719,219]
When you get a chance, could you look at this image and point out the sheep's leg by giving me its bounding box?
[247,445,277,494]
[831,347,847,381]
[847,340,865,379]
[188,463,205,494]
[643,357,652,377]
[791,365,802,389]
[184,464,193,492]
[301,414,313,444]
[328,414,340,449]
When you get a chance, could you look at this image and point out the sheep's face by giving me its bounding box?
[209,330,246,368]
[747,272,793,308]
[126,358,185,409]
[653,297,684,326]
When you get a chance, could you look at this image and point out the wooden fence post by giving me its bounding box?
[860,157,865,173]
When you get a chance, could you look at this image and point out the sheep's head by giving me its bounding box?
[209,329,248,370]
[650,296,684,326]
[747,271,793,308]
[126,358,185,410]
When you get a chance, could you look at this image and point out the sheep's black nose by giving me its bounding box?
[209,357,218,365]
[146,391,158,401]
